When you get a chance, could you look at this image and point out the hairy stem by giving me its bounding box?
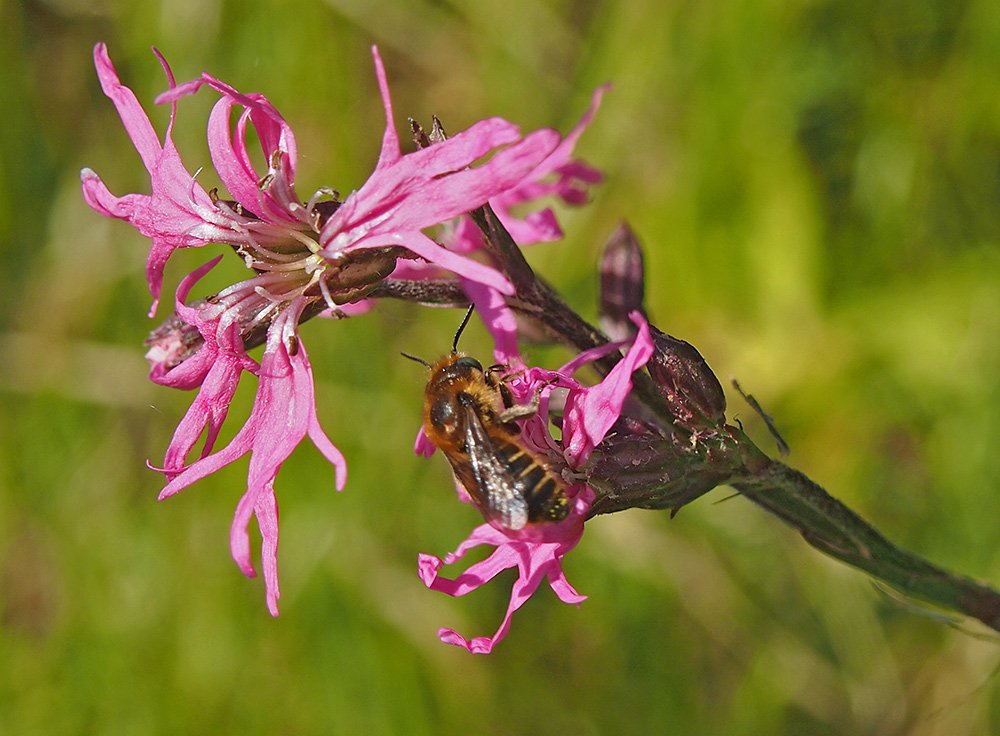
[731,445,1000,632]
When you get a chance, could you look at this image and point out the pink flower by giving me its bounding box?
[145,258,347,616]
[418,489,592,655]
[83,43,562,615]
[489,83,609,246]
[419,312,653,652]
[389,82,608,279]
[82,41,563,318]
[390,84,608,362]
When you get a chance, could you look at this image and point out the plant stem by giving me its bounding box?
[729,430,1000,632]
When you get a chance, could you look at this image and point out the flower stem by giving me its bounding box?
[728,438,1000,631]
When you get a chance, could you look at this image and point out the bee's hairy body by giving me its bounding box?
[421,353,569,531]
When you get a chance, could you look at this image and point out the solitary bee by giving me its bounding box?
[404,308,570,532]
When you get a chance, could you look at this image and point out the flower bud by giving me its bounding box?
[646,326,727,429]
[599,223,646,341]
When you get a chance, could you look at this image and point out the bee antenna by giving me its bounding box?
[400,351,432,368]
[452,304,475,353]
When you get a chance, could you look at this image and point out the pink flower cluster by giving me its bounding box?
[84,43,622,651]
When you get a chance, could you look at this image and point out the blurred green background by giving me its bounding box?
[1,0,998,733]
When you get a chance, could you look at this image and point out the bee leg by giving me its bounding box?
[498,402,538,423]
[486,364,521,409]
[499,382,516,409]
[485,364,521,388]
[497,381,550,423]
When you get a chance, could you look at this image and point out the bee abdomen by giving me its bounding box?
[496,443,534,475]
[494,439,570,524]
[534,477,569,521]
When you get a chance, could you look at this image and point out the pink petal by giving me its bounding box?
[460,280,520,362]
[371,45,400,170]
[149,260,262,469]
[527,84,610,183]
[431,547,552,654]
[204,91,301,225]
[558,339,627,377]
[320,126,559,256]
[429,546,520,597]
[488,83,609,246]
[563,312,653,466]
[158,333,245,471]
[414,427,437,458]
[419,491,591,653]
[500,207,563,245]
[357,232,514,295]
[157,71,297,181]
[158,300,345,618]
[547,568,587,605]
[417,553,444,587]
[206,96,271,217]
[301,342,348,491]
[158,407,257,500]
[85,46,237,314]
[404,128,561,228]
[92,43,163,171]
[436,628,496,654]
[147,341,214,390]
[256,487,281,616]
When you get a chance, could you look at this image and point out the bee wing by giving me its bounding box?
[461,403,530,531]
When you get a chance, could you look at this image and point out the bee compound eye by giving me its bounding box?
[454,356,483,372]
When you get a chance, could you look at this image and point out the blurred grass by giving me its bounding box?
[1,0,998,734]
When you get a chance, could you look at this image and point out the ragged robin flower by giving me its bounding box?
[81,43,560,614]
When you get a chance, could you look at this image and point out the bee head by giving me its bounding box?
[429,354,483,387]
